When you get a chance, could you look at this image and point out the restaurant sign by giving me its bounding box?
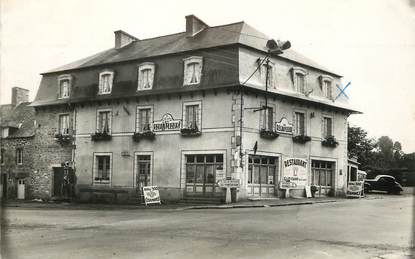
[281,158,308,188]
[142,186,161,205]
[153,113,182,132]
[275,117,293,135]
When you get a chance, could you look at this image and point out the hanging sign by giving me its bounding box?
[218,179,240,188]
[152,113,182,132]
[142,186,161,205]
[281,158,308,188]
[275,118,293,135]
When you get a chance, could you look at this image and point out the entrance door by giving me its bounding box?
[136,155,151,194]
[311,160,335,196]
[185,154,223,196]
[17,179,25,199]
[1,173,7,199]
[247,155,278,197]
[53,167,64,197]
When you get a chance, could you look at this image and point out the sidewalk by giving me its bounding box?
[2,197,340,211]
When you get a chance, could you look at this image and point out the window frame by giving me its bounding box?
[322,115,334,139]
[135,105,154,133]
[291,67,308,94]
[96,109,112,134]
[260,103,276,131]
[182,101,202,130]
[320,75,334,100]
[57,74,72,99]
[183,56,203,86]
[16,147,23,165]
[137,62,155,91]
[58,113,70,135]
[1,148,5,165]
[294,110,307,136]
[134,151,153,188]
[98,70,114,95]
[93,152,112,185]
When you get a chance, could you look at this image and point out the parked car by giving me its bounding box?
[364,175,403,194]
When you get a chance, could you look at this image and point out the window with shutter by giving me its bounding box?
[183,57,203,86]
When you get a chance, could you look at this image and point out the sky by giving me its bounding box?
[1,0,414,152]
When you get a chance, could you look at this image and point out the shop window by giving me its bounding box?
[323,116,333,138]
[96,109,112,134]
[137,63,155,91]
[311,160,335,187]
[98,71,114,94]
[93,153,112,184]
[16,148,23,165]
[183,101,201,130]
[58,114,70,135]
[294,112,306,136]
[58,75,72,99]
[136,106,153,132]
[183,56,203,86]
[185,154,224,187]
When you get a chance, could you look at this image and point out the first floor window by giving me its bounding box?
[16,148,23,165]
[295,112,306,135]
[261,107,274,131]
[94,155,111,183]
[97,110,112,133]
[136,107,152,132]
[323,117,333,138]
[59,114,70,135]
[1,148,4,165]
[184,103,201,130]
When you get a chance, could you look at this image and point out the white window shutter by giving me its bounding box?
[96,112,100,132]
[137,69,143,90]
[149,108,153,131]
[108,112,112,134]
[149,68,155,89]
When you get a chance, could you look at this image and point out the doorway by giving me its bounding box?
[135,155,152,195]
[247,155,278,197]
[311,160,335,196]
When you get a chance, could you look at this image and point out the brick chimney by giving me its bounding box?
[114,30,138,49]
[11,87,29,107]
[185,15,209,37]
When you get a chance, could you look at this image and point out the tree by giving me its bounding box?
[375,136,394,168]
[347,125,377,168]
[393,141,403,163]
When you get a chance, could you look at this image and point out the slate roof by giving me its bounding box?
[44,22,339,76]
[0,102,35,138]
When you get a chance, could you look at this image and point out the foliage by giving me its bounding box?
[322,135,339,148]
[132,131,155,142]
[292,135,311,144]
[347,125,377,167]
[259,129,279,139]
[91,131,112,141]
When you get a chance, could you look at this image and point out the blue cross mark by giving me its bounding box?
[335,82,351,100]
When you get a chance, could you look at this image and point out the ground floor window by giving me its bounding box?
[185,154,223,196]
[136,154,151,192]
[247,155,278,197]
[93,153,112,184]
[311,160,335,196]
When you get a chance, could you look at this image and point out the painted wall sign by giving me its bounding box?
[281,158,308,188]
[275,117,293,134]
[218,179,240,188]
[152,113,182,132]
[142,186,161,205]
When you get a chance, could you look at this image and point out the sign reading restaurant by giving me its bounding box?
[275,117,293,134]
[282,158,308,188]
[152,113,182,132]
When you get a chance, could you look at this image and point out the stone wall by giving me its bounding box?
[0,136,35,199]
[32,105,74,200]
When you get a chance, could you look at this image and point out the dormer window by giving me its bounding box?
[137,63,155,91]
[319,75,334,100]
[98,71,114,94]
[183,56,203,86]
[259,60,275,88]
[58,75,72,99]
[291,67,307,94]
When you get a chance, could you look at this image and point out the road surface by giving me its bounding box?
[1,195,414,259]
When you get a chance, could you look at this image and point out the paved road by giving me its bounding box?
[1,195,414,259]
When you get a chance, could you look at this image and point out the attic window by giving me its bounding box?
[98,71,114,95]
[137,63,155,91]
[258,59,275,88]
[291,67,307,94]
[319,75,334,100]
[183,56,203,86]
[58,75,72,99]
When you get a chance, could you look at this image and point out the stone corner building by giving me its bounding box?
[31,15,359,203]
[0,87,35,199]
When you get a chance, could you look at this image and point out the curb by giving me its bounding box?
[180,200,337,210]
